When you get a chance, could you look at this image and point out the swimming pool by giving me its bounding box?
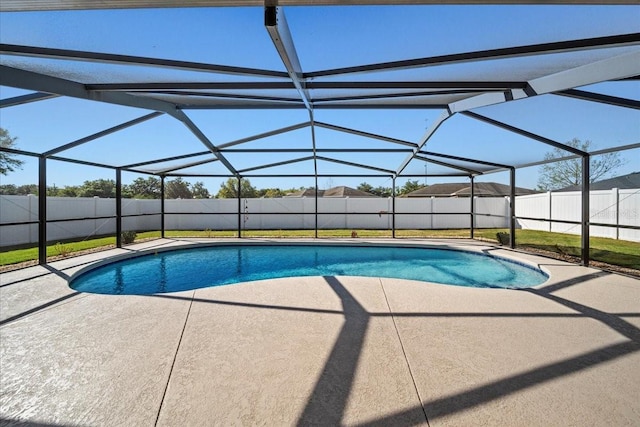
[70,244,548,295]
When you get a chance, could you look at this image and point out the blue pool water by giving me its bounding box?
[70,244,548,295]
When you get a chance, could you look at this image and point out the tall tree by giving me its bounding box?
[56,185,80,197]
[17,184,39,195]
[165,177,193,199]
[357,182,374,193]
[128,177,161,199]
[372,186,393,197]
[537,138,626,190]
[256,188,286,198]
[77,179,117,198]
[357,182,393,197]
[0,184,18,195]
[0,128,24,175]
[397,179,426,196]
[191,181,210,199]
[216,178,257,198]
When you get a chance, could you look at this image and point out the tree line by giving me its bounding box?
[0,177,208,199]
[0,177,303,199]
[356,180,426,197]
[0,177,429,199]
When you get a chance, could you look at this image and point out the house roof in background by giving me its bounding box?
[285,186,376,198]
[557,172,640,192]
[406,182,539,197]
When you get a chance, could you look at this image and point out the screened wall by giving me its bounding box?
[1,2,639,267]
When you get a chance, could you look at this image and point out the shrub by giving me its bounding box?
[496,232,511,245]
[53,242,72,257]
[122,231,137,244]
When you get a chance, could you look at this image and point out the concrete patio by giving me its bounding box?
[1,239,639,426]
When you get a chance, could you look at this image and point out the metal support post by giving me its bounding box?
[116,168,122,248]
[160,176,165,238]
[581,155,590,266]
[391,176,396,238]
[314,174,318,238]
[615,187,620,240]
[237,177,242,238]
[509,167,516,249]
[470,175,475,239]
[38,156,47,265]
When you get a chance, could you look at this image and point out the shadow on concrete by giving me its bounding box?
[353,272,640,425]
[534,270,612,294]
[299,274,640,425]
[0,269,52,288]
[0,292,83,327]
[4,268,638,425]
[295,276,380,425]
[151,293,639,320]
[152,293,343,316]
[149,272,639,424]
[1,258,110,288]
[352,341,640,426]
[0,417,74,427]
[41,265,71,281]
[529,291,640,344]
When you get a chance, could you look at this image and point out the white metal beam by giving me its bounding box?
[265,6,312,112]
[0,65,178,114]
[396,110,451,175]
[449,50,640,113]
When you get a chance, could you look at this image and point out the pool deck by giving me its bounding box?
[1,238,639,426]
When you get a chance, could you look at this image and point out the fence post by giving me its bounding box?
[614,187,620,240]
[470,176,475,239]
[430,196,434,229]
[28,193,36,244]
[116,169,122,248]
[237,177,242,238]
[314,176,318,238]
[548,191,552,232]
[509,167,516,249]
[160,176,165,238]
[38,156,47,265]
[391,176,396,237]
[345,197,350,231]
[581,155,590,266]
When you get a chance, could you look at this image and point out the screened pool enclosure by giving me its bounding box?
[1,1,639,267]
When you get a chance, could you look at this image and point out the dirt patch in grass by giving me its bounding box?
[513,246,639,279]
[0,244,117,273]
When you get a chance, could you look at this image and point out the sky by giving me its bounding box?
[1,5,639,193]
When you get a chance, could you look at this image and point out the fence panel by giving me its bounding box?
[475,197,509,228]
[432,198,470,229]
[618,189,640,241]
[0,195,38,246]
[2,191,638,247]
[395,198,432,229]
[165,199,238,230]
[513,189,639,242]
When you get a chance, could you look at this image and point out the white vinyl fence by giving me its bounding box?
[1,189,638,247]
[516,188,639,242]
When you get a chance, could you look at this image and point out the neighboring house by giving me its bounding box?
[285,186,377,198]
[405,182,539,197]
[555,172,640,192]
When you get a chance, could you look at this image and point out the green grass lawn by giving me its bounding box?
[1,228,638,271]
